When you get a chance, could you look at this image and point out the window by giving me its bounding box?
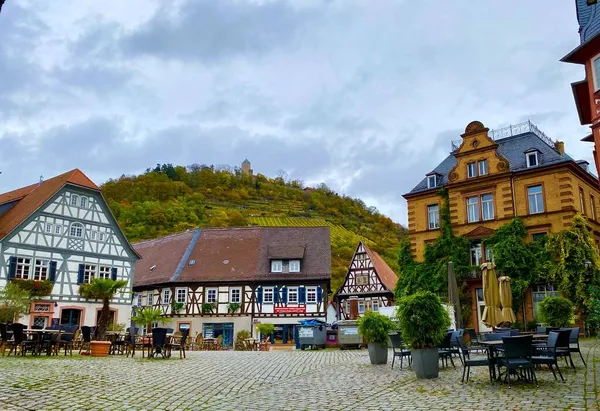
[470,242,482,266]
[528,185,544,214]
[467,196,479,222]
[45,223,53,233]
[270,260,283,273]
[287,287,298,303]
[533,284,559,319]
[99,232,106,241]
[98,266,111,279]
[84,264,96,283]
[485,246,493,263]
[263,287,274,304]
[16,257,31,279]
[592,195,597,220]
[481,194,494,221]
[593,55,600,91]
[478,160,488,176]
[526,151,538,168]
[532,232,547,242]
[55,225,62,234]
[136,294,142,307]
[177,288,187,304]
[80,197,87,208]
[230,288,241,303]
[306,287,317,304]
[372,301,379,312]
[358,301,365,314]
[91,231,97,240]
[71,194,79,206]
[580,188,586,214]
[70,223,84,238]
[289,260,300,272]
[467,162,477,178]
[355,273,369,285]
[163,289,170,305]
[428,204,440,229]
[147,292,154,306]
[427,175,437,189]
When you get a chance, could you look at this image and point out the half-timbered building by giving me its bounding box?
[0,169,140,328]
[333,241,398,320]
[132,227,331,347]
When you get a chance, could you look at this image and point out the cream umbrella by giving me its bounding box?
[448,261,463,329]
[481,262,503,328]
[498,276,516,325]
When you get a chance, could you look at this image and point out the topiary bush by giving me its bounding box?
[356,311,396,344]
[396,291,451,349]
[539,296,574,328]
[234,329,252,351]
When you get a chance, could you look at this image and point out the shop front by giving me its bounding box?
[203,323,234,348]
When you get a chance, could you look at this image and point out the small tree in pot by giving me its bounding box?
[357,311,396,365]
[79,278,128,357]
[397,291,450,379]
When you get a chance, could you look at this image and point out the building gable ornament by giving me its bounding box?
[464,226,496,239]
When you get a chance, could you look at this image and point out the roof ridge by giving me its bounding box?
[132,230,196,245]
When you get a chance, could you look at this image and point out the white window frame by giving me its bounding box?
[467,162,477,178]
[16,257,31,279]
[84,264,96,283]
[306,287,317,304]
[70,223,84,238]
[358,301,365,314]
[427,175,437,189]
[593,53,600,91]
[163,289,171,305]
[136,293,143,307]
[270,260,283,273]
[147,292,154,306]
[289,260,300,272]
[481,194,494,221]
[55,224,62,234]
[229,287,241,303]
[528,185,544,214]
[372,301,379,312]
[91,231,97,241]
[205,288,217,304]
[478,160,488,176]
[526,151,538,168]
[80,197,88,208]
[427,204,439,229]
[287,287,298,303]
[71,194,79,206]
[45,223,53,233]
[176,288,188,304]
[98,266,111,279]
[467,196,479,222]
[99,232,106,241]
[263,287,274,304]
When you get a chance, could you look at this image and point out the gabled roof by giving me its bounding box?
[363,243,398,292]
[0,169,101,240]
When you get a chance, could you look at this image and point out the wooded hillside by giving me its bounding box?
[101,163,406,292]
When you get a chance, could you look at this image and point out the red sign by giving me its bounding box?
[274,307,306,314]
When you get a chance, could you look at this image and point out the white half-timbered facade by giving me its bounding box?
[0,170,140,328]
[334,241,398,320]
[133,227,331,347]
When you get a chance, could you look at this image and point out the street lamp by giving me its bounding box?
[586,260,592,270]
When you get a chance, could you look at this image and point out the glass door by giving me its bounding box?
[476,288,492,332]
[61,309,82,326]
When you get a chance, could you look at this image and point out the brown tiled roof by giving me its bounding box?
[364,243,398,292]
[268,245,305,259]
[133,227,331,287]
[0,169,101,240]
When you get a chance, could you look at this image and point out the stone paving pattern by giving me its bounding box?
[0,341,599,410]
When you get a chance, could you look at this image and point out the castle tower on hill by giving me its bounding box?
[241,159,253,177]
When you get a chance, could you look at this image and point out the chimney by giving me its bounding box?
[554,141,565,155]
[38,175,44,185]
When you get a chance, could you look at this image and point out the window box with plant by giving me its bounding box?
[202,302,217,314]
[227,302,241,314]
[357,311,396,365]
[397,291,451,379]
[171,302,184,315]
[11,279,54,297]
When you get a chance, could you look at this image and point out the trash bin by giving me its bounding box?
[297,319,327,350]
[337,320,362,349]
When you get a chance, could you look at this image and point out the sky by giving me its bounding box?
[0,0,592,225]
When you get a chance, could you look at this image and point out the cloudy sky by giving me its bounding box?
[0,0,591,225]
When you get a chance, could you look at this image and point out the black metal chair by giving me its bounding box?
[560,327,586,367]
[484,333,508,341]
[0,323,14,356]
[450,329,464,364]
[457,336,494,383]
[9,323,39,356]
[554,329,576,369]
[497,335,537,388]
[531,331,565,382]
[149,328,169,358]
[79,326,93,354]
[56,327,77,356]
[125,327,148,358]
[166,328,190,359]
[438,332,455,368]
[389,333,411,369]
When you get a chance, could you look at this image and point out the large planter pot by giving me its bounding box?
[412,347,439,379]
[90,341,111,357]
[367,343,388,365]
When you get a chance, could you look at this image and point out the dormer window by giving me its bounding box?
[289,260,300,272]
[526,151,539,168]
[427,175,437,189]
[271,260,283,273]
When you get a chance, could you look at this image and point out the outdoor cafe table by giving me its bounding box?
[24,329,61,355]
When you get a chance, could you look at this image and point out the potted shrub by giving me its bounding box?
[539,296,574,328]
[397,291,451,379]
[132,307,170,335]
[79,278,128,357]
[256,323,274,350]
[357,311,396,365]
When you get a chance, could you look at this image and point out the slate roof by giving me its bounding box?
[577,0,600,44]
[132,227,331,287]
[407,132,588,195]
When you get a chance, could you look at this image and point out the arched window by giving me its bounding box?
[80,197,88,208]
[71,194,79,206]
[69,223,84,238]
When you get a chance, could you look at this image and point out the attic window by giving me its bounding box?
[189,260,196,266]
[150,265,157,271]
[427,175,437,189]
[526,151,538,168]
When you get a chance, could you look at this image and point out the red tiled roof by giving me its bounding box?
[0,169,101,240]
[363,243,398,292]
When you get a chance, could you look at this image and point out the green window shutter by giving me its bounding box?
[8,256,17,280]
[49,261,57,283]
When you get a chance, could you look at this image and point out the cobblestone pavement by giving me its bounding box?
[0,341,599,410]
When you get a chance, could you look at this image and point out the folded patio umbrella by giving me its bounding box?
[498,276,517,324]
[448,261,463,329]
[481,262,503,328]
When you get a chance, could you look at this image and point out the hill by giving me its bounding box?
[101,163,406,292]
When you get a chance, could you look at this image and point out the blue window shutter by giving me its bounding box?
[257,288,263,304]
[8,256,17,280]
[282,287,288,303]
[49,261,57,283]
[317,286,323,302]
[274,286,280,303]
[77,264,85,284]
[111,267,117,281]
[299,287,306,304]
